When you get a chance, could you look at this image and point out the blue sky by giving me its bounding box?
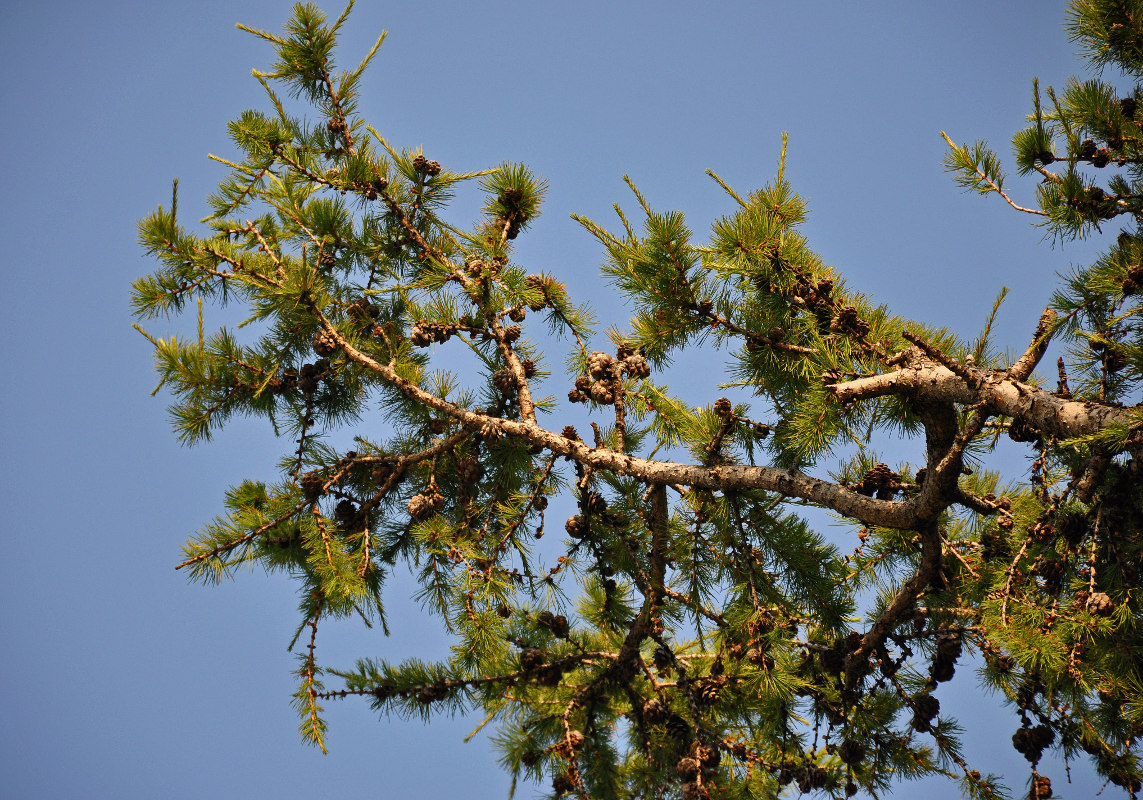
[0,1,1122,798]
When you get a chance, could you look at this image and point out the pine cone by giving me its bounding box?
[1122,96,1138,119]
[502,324,521,343]
[1029,775,1052,799]
[588,381,616,404]
[838,738,866,765]
[680,782,709,800]
[810,766,829,789]
[641,696,666,723]
[334,499,357,523]
[695,676,725,707]
[508,307,526,323]
[1008,419,1039,443]
[932,652,956,683]
[408,487,443,520]
[492,369,516,394]
[665,714,690,742]
[524,275,548,310]
[520,647,545,671]
[830,305,871,338]
[565,515,586,539]
[587,351,616,379]
[412,154,429,172]
[561,425,580,441]
[914,693,940,723]
[349,298,379,323]
[409,321,433,347]
[1105,347,1127,373]
[819,646,845,675]
[676,757,701,780]
[1012,726,1049,762]
[713,397,732,417]
[456,456,485,485]
[855,463,897,496]
[1087,591,1114,615]
[312,329,339,357]
[551,772,575,794]
[583,491,607,516]
[300,471,325,501]
[623,353,651,379]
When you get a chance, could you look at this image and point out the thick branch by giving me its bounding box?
[833,363,1138,440]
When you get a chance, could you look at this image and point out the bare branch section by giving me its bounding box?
[833,362,1138,439]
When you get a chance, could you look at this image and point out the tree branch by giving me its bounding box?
[832,363,1139,441]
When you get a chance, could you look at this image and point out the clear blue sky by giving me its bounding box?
[0,1,1120,798]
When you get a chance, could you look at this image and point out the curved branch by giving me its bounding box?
[318,317,973,530]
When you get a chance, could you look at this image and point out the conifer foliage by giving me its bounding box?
[135,2,1143,797]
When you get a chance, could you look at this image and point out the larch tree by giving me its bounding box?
[134,1,1143,798]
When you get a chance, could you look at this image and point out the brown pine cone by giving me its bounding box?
[623,353,651,379]
[520,647,545,671]
[676,757,701,780]
[583,491,607,516]
[551,772,575,794]
[565,515,586,539]
[312,329,339,357]
[641,696,666,723]
[587,351,616,379]
[1087,591,1114,615]
[838,738,866,765]
[492,369,516,394]
[681,782,709,800]
[588,381,616,404]
[300,471,325,501]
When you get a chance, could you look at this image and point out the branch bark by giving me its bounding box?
[833,363,1138,440]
